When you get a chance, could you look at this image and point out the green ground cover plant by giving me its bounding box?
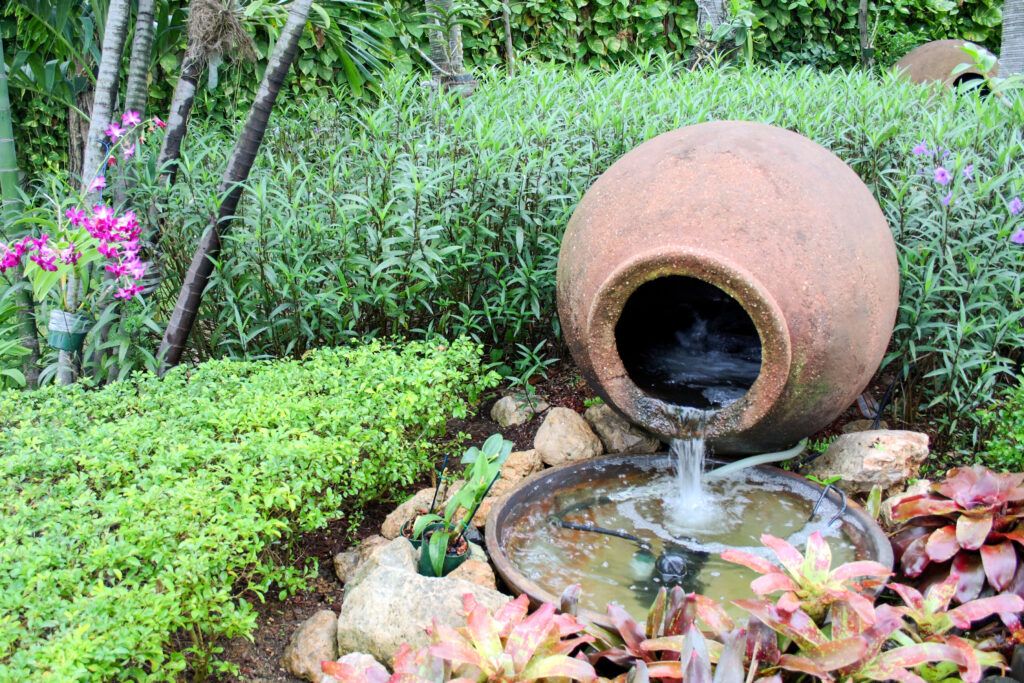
[982,378,1024,470]
[133,63,1023,449]
[0,338,495,680]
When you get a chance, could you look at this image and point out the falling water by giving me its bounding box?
[670,406,713,522]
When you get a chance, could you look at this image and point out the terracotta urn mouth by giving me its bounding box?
[586,247,792,441]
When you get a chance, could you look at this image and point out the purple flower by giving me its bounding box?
[29,247,58,272]
[65,207,87,226]
[97,241,120,259]
[941,192,953,207]
[122,143,136,160]
[912,141,930,156]
[934,167,952,186]
[115,284,144,300]
[105,122,125,141]
[59,247,82,266]
[962,164,974,180]
[1011,229,1024,245]
[1010,197,1023,216]
[0,245,21,272]
[89,176,106,192]
[121,110,141,127]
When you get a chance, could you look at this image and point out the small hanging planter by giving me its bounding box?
[47,310,93,353]
[417,525,469,577]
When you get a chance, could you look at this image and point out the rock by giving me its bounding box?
[841,419,890,434]
[534,407,604,467]
[448,559,497,589]
[381,488,437,539]
[333,551,360,584]
[469,450,543,527]
[282,610,338,682]
[490,394,549,428]
[347,535,419,590]
[356,535,389,561]
[805,430,930,496]
[468,541,487,563]
[336,538,509,665]
[584,404,661,454]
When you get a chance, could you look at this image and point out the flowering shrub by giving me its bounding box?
[0,111,163,308]
[0,339,495,680]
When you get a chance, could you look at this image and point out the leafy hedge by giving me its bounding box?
[0,339,495,680]
[982,379,1024,471]
[140,64,1022,449]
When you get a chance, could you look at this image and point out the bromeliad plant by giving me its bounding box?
[721,531,891,623]
[413,434,513,577]
[884,466,1024,615]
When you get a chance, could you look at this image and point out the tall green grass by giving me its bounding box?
[79,63,1024,446]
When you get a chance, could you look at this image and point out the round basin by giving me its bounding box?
[485,453,893,628]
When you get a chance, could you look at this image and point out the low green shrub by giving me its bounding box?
[0,338,495,680]
[135,64,1022,448]
[981,378,1024,471]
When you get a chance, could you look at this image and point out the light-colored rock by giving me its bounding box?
[490,394,550,428]
[347,535,419,590]
[805,430,930,496]
[468,541,487,563]
[469,450,543,527]
[356,535,389,561]
[584,404,662,454]
[448,559,496,589]
[381,488,437,539]
[534,407,604,467]
[333,551,360,584]
[336,538,509,665]
[282,610,338,682]
[841,419,890,434]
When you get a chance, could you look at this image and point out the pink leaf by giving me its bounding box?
[646,661,684,679]
[944,635,982,683]
[750,573,798,596]
[507,602,556,671]
[956,514,994,551]
[900,535,932,577]
[777,654,835,682]
[887,583,924,610]
[922,573,960,613]
[694,594,735,637]
[925,525,961,562]
[804,531,833,575]
[875,642,958,669]
[888,494,961,521]
[606,602,645,653]
[732,600,826,649]
[802,636,869,670]
[979,541,1018,591]
[831,560,892,582]
[760,534,805,575]
[952,554,986,603]
[428,639,483,669]
[720,549,778,574]
[948,594,1024,628]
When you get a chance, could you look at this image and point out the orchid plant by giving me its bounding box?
[0,111,163,312]
[720,531,891,623]
[884,466,1024,619]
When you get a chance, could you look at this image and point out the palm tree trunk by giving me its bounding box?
[157,52,204,185]
[1002,0,1024,76]
[858,0,874,69]
[124,0,156,114]
[157,0,313,372]
[0,33,40,388]
[696,0,726,31]
[57,0,131,386]
[424,0,467,88]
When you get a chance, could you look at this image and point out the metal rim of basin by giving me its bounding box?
[485,452,894,630]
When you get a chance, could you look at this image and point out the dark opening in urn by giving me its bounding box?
[614,276,762,409]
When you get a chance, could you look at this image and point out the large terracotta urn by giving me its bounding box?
[557,121,899,454]
[894,39,993,88]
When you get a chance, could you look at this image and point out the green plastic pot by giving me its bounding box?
[417,526,469,577]
[47,310,93,353]
[402,519,425,550]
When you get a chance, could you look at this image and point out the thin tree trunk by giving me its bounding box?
[58,0,131,385]
[157,0,313,372]
[0,34,40,388]
[1002,0,1024,76]
[157,53,204,185]
[124,0,156,114]
[858,0,874,69]
[696,0,726,32]
[501,2,515,76]
[424,0,468,89]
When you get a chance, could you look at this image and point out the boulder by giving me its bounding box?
[534,407,604,467]
[282,610,338,682]
[448,559,497,590]
[490,394,550,428]
[805,430,930,496]
[381,488,436,539]
[584,404,661,454]
[336,538,509,665]
[333,551,360,584]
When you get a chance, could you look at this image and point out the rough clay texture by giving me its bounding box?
[281,610,338,682]
[534,407,604,467]
[584,404,662,454]
[336,538,509,665]
[805,430,930,496]
[490,394,550,428]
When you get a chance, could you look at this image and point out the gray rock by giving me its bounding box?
[282,610,338,682]
[333,550,360,584]
[534,407,604,467]
[336,538,509,666]
[490,394,549,428]
[584,404,661,454]
[805,430,930,496]
[448,559,496,589]
[346,535,418,591]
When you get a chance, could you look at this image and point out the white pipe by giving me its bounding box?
[704,439,807,480]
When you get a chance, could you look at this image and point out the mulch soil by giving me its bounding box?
[215,362,937,681]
